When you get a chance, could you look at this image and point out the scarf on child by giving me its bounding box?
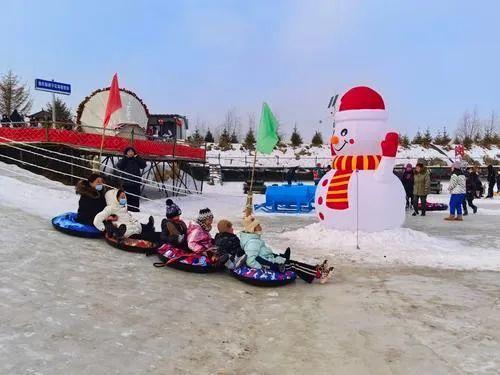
[326,155,382,210]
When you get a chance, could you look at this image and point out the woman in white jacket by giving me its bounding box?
[445,162,467,221]
[93,189,156,240]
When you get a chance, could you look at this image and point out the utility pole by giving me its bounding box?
[51,80,56,127]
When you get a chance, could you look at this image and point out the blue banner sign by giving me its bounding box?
[35,79,71,95]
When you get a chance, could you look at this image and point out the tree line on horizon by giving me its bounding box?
[2,70,499,149]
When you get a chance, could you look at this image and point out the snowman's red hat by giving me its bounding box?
[335,86,388,123]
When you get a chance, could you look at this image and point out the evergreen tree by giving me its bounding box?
[204,129,214,143]
[0,70,33,116]
[442,127,452,144]
[187,128,204,147]
[399,134,410,148]
[311,131,323,147]
[230,130,238,143]
[421,127,433,147]
[243,127,256,150]
[290,125,303,147]
[218,128,232,150]
[44,97,73,124]
[412,130,423,145]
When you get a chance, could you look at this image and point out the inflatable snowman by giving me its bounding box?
[315,86,405,232]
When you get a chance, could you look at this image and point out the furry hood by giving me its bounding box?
[105,189,122,208]
[76,180,100,198]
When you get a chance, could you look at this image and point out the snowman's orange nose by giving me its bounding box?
[330,136,339,145]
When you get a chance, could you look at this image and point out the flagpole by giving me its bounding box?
[98,125,106,164]
[245,149,258,217]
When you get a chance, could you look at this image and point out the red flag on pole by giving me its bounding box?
[103,73,122,128]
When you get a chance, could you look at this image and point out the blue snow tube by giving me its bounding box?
[51,212,103,238]
[231,265,296,287]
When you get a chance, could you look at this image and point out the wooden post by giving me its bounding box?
[245,150,258,217]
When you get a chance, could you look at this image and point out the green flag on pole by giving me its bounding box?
[256,102,279,154]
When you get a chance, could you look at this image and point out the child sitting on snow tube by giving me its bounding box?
[186,208,227,265]
[75,173,107,225]
[240,216,333,284]
[214,219,246,269]
[160,199,189,250]
[93,189,158,242]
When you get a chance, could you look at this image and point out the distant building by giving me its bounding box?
[147,114,188,140]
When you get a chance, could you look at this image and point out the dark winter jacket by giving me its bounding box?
[160,218,188,250]
[75,180,107,225]
[413,167,430,196]
[116,148,147,187]
[401,169,414,195]
[286,167,298,184]
[487,165,496,184]
[214,232,245,258]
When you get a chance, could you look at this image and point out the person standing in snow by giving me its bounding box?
[497,170,500,194]
[486,164,496,198]
[312,164,324,185]
[116,147,147,212]
[286,166,298,186]
[75,173,107,225]
[401,163,414,210]
[412,163,430,216]
[445,162,467,221]
[239,215,333,284]
[464,167,478,214]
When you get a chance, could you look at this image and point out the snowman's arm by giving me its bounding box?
[374,132,398,182]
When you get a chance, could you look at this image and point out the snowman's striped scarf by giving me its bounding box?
[327,155,382,210]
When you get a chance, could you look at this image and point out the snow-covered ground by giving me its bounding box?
[1,162,500,374]
[206,143,500,167]
[0,162,498,271]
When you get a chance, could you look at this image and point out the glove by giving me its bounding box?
[381,132,399,157]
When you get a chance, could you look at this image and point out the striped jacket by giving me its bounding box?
[449,173,466,194]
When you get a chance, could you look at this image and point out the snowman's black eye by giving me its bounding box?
[340,128,348,136]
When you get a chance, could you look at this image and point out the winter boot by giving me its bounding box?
[412,211,418,216]
[161,218,168,232]
[145,216,155,232]
[281,247,291,261]
[473,207,478,214]
[454,215,463,221]
[420,212,426,216]
[103,220,115,236]
[115,224,127,240]
[444,215,455,221]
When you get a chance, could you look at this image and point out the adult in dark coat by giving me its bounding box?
[286,166,298,185]
[75,173,107,225]
[486,164,496,198]
[116,147,147,212]
[400,163,414,209]
[464,167,478,214]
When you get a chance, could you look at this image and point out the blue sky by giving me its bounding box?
[3,0,499,139]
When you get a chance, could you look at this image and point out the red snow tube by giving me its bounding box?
[105,234,158,254]
[154,244,224,273]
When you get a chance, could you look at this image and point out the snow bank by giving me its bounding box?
[206,143,500,167]
[279,223,500,271]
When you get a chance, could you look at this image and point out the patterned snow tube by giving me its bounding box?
[105,234,157,254]
[156,244,224,273]
[418,202,448,211]
[231,265,296,287]
[52,212,102,238]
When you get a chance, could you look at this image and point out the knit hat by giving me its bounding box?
[197,208,213,222]
[243,215,261,233]
[217,219,233,233]
[165,199,182,219]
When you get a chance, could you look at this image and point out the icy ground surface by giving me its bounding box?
[0,162,499,374]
